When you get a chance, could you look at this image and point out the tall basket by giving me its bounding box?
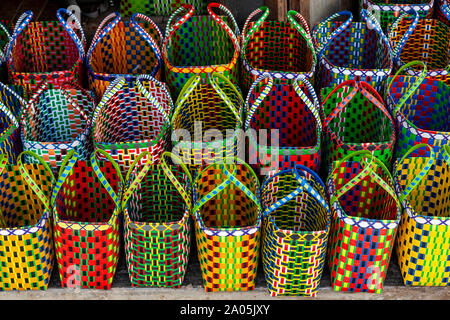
[121,0,206,16]
[261,165,330,297]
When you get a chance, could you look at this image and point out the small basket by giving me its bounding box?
[260,165,330,297]
[193,159,261,292]
[320,80,396,176]
[385,61,450,159]
[436,0,450,26]
[394,144,450,286]
[92,76,172,176]
[0,22,11,82]
[120,0,206,17]
[244,75,321,176]
[240,6,316,92]
[0,151,56,290]
[87,12,163,101]
[327,151,402,293]
[6,9,85,96]
[313,10,392,93]
[123,152,192,288]
[163,2,240,98]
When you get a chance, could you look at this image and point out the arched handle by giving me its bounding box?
[208,72,243,123]
[87,12,121,64]
[57,8,86,60]
[388,10,420,64]
[164,4,194,39]
[322,79,360,127]
[52,149,79,204]
[293,75,322,134]
[244,74,274,130]
[0,99,19,129]
[91,77,126,126]
[135,74,172,124]
[242,6,269,47]
[6,10,33,70]
[0,22,11,62]
[287,10,317,66]
[172,74,202,125]
[208,2,240,52]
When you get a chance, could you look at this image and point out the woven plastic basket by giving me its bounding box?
[193,159,261,292]
[121,0,206,16]
[385,61,450,159]
[92,75,172,176]
[244,75,321,176]
[393,144,450,286]
[240,6,316,92]
[124,152,192,288]
[436,0,450,25]
[163,2,240,98]
[0,22,11,82]
[87,12,162,101]
[261,165,330,297]
[313,10,392,93]
[6,9,85,96]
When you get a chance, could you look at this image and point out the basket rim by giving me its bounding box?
[124,207,190,229]
[0,209,49,235]
[22,126,90,148]
[363,0,434,11]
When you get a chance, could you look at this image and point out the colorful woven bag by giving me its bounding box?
[124,152,192,288]
[436,0,450,25]
[260,165,331,297]
[385,61,450,159]
[244,75,321,176]
[0,151,56,290]
[87,12,163,101]
[121,0,206,16]
[313,10,392,93]
[172,73,243,171]
[320,80,396,176]
[240,6,316,92]
[360,0,435,32]
[163,2,240,98]
[20,82,95,172]
[0,22,11,82]
[193,159,261,292]
[327,151,402,293]
[388,11,449,83]
[6,9,85,96]
[92,75,172,176]
[394,144,450,286]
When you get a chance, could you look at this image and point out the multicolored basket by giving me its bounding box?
[260,165,330,297]
[0,151,56,290]
[124,152,192,288]
[92,76,172,176]
[244,75,321,176]
[385,61,450,160]
[240,6,316,92]
[6,9,85,96]
[313,10,392,93]
[0,22,11,82]
[52,149,124,290]
[163,2,240,98]
[87,12,163,101]
[394,143,450,286]
[436,0,450,25]
[320,80,396,176]
[360,0,434,32]
[20,82,95,172]
[327,151,401,293]
[121,0,206,16]
[172,73,243,171]
[193,159,261,292]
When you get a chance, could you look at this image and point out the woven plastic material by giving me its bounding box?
[260,165,330,297]
[0,152,56,290]
[6,9,85,96]
[193,160,261,292]
[240,7,316,92]
[121,0,206,16]
[0,22,11,82]
[436,0,450,25]
[163,3,240,98]
[172,73,243,172]
[245,75,321,176]
[87,12,162,101]
[327,151,401,293]
[20,82,95,172]
[313,10,392,93]
[320,80,395,176]
[393,144,450,286]
[360,0,434,32]
[93,76,172,176]
[124,152,192,288]
[385,62,450,160]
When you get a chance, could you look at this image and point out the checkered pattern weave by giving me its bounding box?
[313,10,392,94]
[320,80,395,176]
[245,75,321,176]
[436,0,450,26]
[327,154,401,293]
[260,166,330,296]
[93,76,171,176]
[0,22,11,82]
[87,12,162,101]
[6,9,85,96]
[120,0,206,16]
[241,7,316,92]
[163,3,240,98]
[193,162,261,292]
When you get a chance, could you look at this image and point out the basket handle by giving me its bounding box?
[244,74,274,130]
[18,150,56,213]
[322,79,359,127]
[135,74,172,124]
[0,22,11,62]
[86,12,121,64]
[171,74,202,125]
[60,80,96,115]
[209,72,243,123]
[388,10,420,65]
[208,2,241,52]
[57,8,86,60]
[0,99,19,129]
[91,77,126,126]
[293,75,322,136]
[5,10,33,69]
[164,4,194,39]
[287,10,317,65]
[242,6,269,47]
